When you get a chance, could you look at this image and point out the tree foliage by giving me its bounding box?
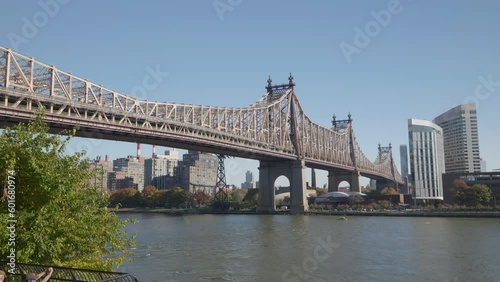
[229,189,246,203]
[227,189,247,211]
[140,185,159,208]
[162,187,192,208]
[453,179,469,190]
[109,187,140,208]
[473,184,493,206]
[380,187,399,195]
[241,188,258,210]
[348,195,364,205]
[0,112,135,271]
[193,190,211,206]
[454,179,492,206]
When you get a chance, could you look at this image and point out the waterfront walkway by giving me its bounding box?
[0,262,138,282]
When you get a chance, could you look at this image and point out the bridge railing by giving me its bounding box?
[0,261,139,282]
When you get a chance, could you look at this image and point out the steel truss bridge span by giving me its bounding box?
[0,46,402,183]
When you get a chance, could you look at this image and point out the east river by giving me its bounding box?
[117,213,500,282]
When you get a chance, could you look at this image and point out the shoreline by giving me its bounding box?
[114,208,500,218]
[305,211,500,218]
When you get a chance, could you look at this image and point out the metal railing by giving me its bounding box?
[0,262,138,282]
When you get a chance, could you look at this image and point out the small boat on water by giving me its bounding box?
[338,216,347,220]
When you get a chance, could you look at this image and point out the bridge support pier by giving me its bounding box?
[327,170,361,193]
[290,160,307,214]
[351,170,361,193]
[257,160,308,214]
[257,161,275,213]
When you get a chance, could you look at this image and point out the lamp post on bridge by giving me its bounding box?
[265,73,295,94]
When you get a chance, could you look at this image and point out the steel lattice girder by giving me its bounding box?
[0,46,402,183]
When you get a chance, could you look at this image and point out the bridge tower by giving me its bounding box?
[257,74,308,214]
[375,144,399,191]
[213,155,229,210]
[328,113,361,193]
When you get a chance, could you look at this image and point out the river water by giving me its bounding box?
[117,213,500,282]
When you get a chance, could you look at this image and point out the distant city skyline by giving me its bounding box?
[1,1,499,188]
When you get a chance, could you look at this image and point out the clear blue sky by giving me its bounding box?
[1,0,499,187]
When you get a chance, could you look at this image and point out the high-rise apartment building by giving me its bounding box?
[399,145,410,194]
[90,155,113,192]
[399,145,409,178]
[113,156,145,191]
[433,104,480,173]
[408,119,445,201]
[241,170,254,189]
[107,171,135,191]
[177,151,218,194]
[144,150,179,189]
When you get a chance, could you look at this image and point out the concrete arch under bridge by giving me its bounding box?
[327,170,361,193]
[257,161,367,214]
[257,160,308,214]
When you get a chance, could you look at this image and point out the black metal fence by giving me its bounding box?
[0,261,138,282]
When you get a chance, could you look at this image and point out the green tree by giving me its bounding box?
[0,112,135,271]
[455,187,476,206]
[471,184,492,206]
[453,180,492,206]
[162,187,192,208]
[140,185,160,208]
[242,188,258,210]
[348,195,364,205]
[226,189,246,211]
[109,187,140,208]
[229,189,246,203]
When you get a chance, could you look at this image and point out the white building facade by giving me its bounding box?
[408,119,446,201]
